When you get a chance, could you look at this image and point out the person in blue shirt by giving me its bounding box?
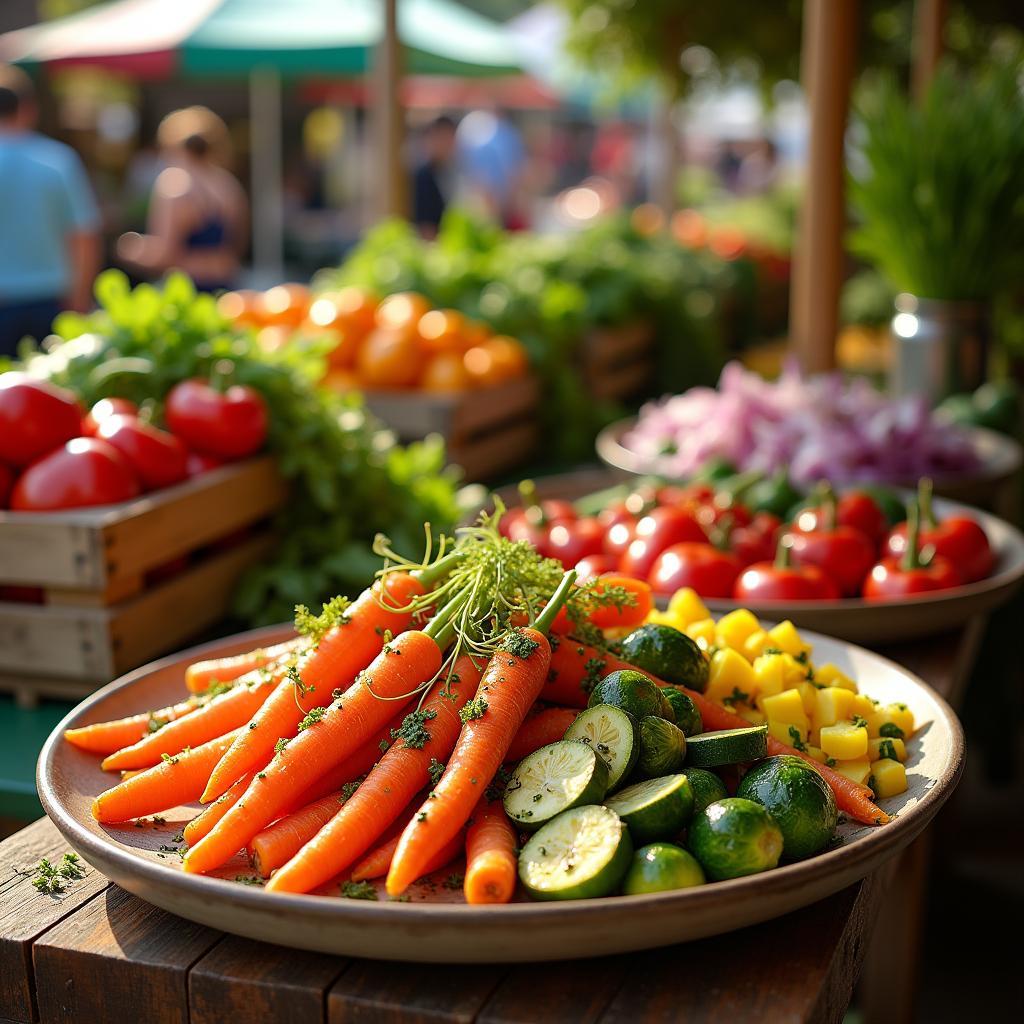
[0,64,100,357]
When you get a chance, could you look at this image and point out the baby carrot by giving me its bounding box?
[505,707,578,762]
[64,696,199,756]
[101,662,287,772]
[350,828,465,883]
[185,638,302,693]
[183,771,255,846]
[464,797,517,904]
[385,573,574,897]
[250,792,347,878]
[265,653,482,894]
[91,730,240,824]
[200,572,429,803]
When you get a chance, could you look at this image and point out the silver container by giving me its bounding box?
[889,294,989,401]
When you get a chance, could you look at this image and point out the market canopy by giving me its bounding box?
[0,0,523,78]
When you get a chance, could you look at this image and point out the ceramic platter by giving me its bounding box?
[39,624,962,963]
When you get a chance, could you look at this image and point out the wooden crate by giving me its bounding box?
[363,376,541,481]
[580,320,655,402]
[0,458,286,706]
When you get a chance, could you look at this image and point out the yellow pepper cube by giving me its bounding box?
[871,758,908,798]
[796,681,818,716]
[715,609,762,652]
[868,736,907,762]
[706,647,757,703]
[761,688,810,727]
[867,703,915,739]
[814,662,857,691]
[667,588,710,628]
[644,609,676,627]
[833,759,872,786]
[685,617,717,652]
[752,653,787,699]
[767,619,811,658]
[737,707,766,726]
[742,629,773,663]
[814,687,855,729]
[820,720,869,760]
[805,745,827,764]
[768,718,808,747]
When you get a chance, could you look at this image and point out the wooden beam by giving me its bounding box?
[790,0,858,374]
[912,0,946,102]
[373,0,407,219]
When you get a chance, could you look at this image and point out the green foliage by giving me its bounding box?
[319,210,728,462]
[14,271,460,625]
[849,58,1024,300]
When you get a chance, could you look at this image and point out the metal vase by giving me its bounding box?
[889,294,990,401]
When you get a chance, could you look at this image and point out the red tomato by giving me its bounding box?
[506,515,553,556]
[695,497,753,532]
[547,517,605,569]
[649,542,741,598]
[658,482,715,506]
[785,526,875,597]
[797,492,886,549]
[0,372,83,467]
[885,516,993,584]
[734,561,840,602]
[603,518,638,560]
[95,415,188,491]
[863,556,961,599]
[0,463,12,508]
[82,398,139,436]
[165,379,269,460]
[11,438,140,511]
[574,553,618,580]
[621,507,707,579]
[186,451,225,477]
[728,513,782,566]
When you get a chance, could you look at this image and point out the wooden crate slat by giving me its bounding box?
[449,378,541,440]
[0,673,102,710]
[0,603,114,681]
[0,521,102,591]
[189,935,347,1024]
[583,321,654,370]
[32,887,221,1024]
[0,818,110,1023]
[448,421,540,482]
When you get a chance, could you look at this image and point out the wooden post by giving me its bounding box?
[912,0,945,102]
[249,67,283,277]
[789,0,858,374]
[373,0,406,219]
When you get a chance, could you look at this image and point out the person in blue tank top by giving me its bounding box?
[117,107,247,293]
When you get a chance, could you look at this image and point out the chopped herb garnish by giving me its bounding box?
[879,722,905,739]
[294,595,351,643]
[825,756,837,767]
[274,737,290,754]
[235,874,264,886]
[787,725,808,752]
[340,880,377,900]
[500,629,540,660]
[161,751,180,765]
[852,715,869,729]
[580,657,607,695]
[392,708,438,749]
[722,687,750,707]
[459,696,488,723]
[341,777,363,801]
[878,739,899,761]
[297,706,328,731]
[417,811,428,822]
[428,758,446,786]
[443,873,464,890]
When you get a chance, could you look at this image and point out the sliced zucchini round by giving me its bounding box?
[604,773,694,845]
[563,704,639,791]
[519,804,633,900]
[684,726,768,768]
[504,740,610,832]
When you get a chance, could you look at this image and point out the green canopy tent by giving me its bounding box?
[0,0,524,273]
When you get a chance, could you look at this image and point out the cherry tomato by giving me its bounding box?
[0,463,12,508]
[797,491,886,549]
[506,515,552,556]
[165,379,268,460]
[885,516,993,584]
[649,542,741,598]
[621,507,707,579]
[574,554,618,581]
[863,556,961,598]
[186,451,225,477]
[729,522,778,567]
[784,526,875,597]
[657,482,715,506]
[82,398,139,436]
[695,496,753,532]
[734,561,840,602]
[0,372,83,467]
[95,415,188,491]
[11,438,140,511]
[546,517,605,569]
[604,518,638,560]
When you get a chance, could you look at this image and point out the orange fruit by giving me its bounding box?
[630,203,665,236]
[357,328,425,388]
[463,344,504,387]
[670,209,708,249]
[321,367,362,393]
[256,324,291,353]
[460,318,491,350]
[217,289,263,327]
[375,292,432,334]
[417,308,467,353]
[421,351,471,392]
[258,283,311,327]
[484,335,529,379]
[331,286,379,336]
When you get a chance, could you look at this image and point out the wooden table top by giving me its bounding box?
[0,628,974,1024]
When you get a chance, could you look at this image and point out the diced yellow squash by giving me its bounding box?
[742,629,773,663]
[706,647,757,702]
[867,703,915,739]
[715,609,762,652]
[752,653,787,699]
[684,617,717,651]
[767,619,811,658]
[667,587,710,628]
[768,718,808,747]
[796,681,818,716]
[833,758,872,786]
[871,758,908,798]
[814,687,855,729]
[868,736,907,762]
[808,726,821,748]
[737,707,766,726]
[814,662,857,691]
[805,745,827,764]
[644,609,677,627]
[761,688,810,727]
[850,694,877,720]
[782,654,812,687]
[820,720,869,760]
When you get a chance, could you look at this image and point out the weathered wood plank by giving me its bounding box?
[0,817,109,1023]
[33,887,221,1024]
[328,961,505,1024]
[189,934,347,1024]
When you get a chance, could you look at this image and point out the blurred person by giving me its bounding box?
[737,137,779,195]
[411,114,457,238]
[455,107,526,228]
[117,106,247,292]
[0,64,100,357]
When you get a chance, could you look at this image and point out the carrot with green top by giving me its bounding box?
[385,572,575,897]
[183,589,470,876]
[265,653,482,894]
[65,696,200,755]
[91,730,240,823]
[183,771,255,846]
[505,707,578,762]
[464,796,517,904]
[184,638,302,693]
[200,567,451,803]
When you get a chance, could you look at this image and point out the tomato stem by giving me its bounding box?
[517,479,547,527]
[917,477,937,529]
[900,500,924,571]
[774,535,794,568]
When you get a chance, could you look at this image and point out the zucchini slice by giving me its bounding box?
[684,726,769,767]
[563,704,639,791]
[605,774,694,845]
